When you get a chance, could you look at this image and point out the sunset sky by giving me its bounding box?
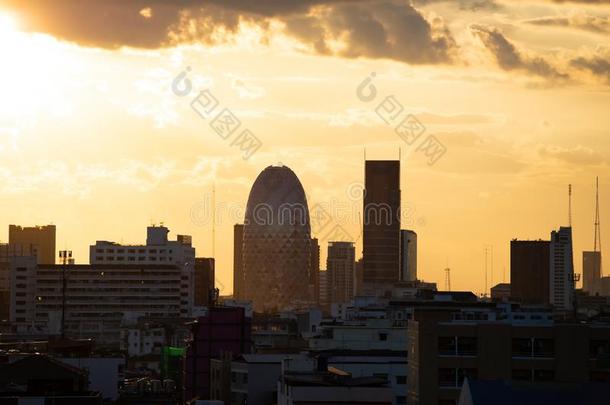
[0,0,608,295]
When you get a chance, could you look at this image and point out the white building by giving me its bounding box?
[550,226,575,312]
[10,259,182,344]
[90,225,196,316]
[309,318,406,351]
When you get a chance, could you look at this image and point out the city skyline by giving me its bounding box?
[0,1,608,296]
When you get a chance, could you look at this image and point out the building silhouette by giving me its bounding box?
[194,258,215,307]
[510,240,550,305]
[9,224,56,265]
[550,227,575,312]
[243,165,311,312]
[310,238,320,304]
[400,230,417,282]
[583,251,601,295]
[363,160,401,287]
[326,242,356,304]
[233,224,244,300]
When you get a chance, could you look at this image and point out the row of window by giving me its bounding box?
[438,337,556,358]
[96,248,174,254]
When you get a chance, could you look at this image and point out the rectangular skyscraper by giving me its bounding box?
[550,227,575,312]
[510,240,550,305]
[195,258,215,306]
[326,241,356,304]
[233,224,244,300]
[363,160,401,285]
[583,251,601,295]
[400,230,417,282]
[9,225,56,265]
[311,238,320,304]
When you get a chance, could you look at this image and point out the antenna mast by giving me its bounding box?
[212,184,216,258]
[594,177,602,276]
[568,184,572,228]
[445,267,451,292]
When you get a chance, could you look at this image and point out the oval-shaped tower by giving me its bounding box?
[243,165,311,312]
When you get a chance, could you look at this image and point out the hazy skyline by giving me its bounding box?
[0,0,608,295]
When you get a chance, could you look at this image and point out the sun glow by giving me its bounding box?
[0,13,17,35]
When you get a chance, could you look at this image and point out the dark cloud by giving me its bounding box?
[0,0,457,65]
[571,56,610,82]
[471,25,569,80]
[525,15,610,34]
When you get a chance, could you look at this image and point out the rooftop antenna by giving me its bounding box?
[445,267,451,292]
[212,184,216,258]
[568,184,572,228]
[484,246,488,297]
[594,177,602,276]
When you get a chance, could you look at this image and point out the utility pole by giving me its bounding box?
[59,250,72,339]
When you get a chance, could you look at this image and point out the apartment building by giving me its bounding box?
[10,258,182,344]
[89,225,195,316]
[407,313,610,405]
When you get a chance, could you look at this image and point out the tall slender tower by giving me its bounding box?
[583,177,602,294]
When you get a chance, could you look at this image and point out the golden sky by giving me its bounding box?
[0,0,608,295]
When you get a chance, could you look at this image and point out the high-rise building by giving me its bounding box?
[319,270,328,307]
[90,225,195,316]
[510,240,550,305]
[310,238,320,304]
[326,242,356,304]
[243,165,312,312]
[195,258,215,307]
[363,160,401,286]
[583,251,602,295]
[233,224,244,300]
[400,230,417,282]
[550,227,575,312]
[9,225,56,264]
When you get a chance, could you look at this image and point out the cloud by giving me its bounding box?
[525,14,610,34]
[2,0,457,65]
[571,55,610,82]
[470,25,569,80]
[539,145,607,166]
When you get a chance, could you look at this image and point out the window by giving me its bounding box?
[438,368,456,387]
[512,369,531,381]
[458,337,477,356]
[439,337,456,355]
[590,340,610,358]
[533,339,554,357]
[534,369,554,382]
[396,375,407,385]
[457,368,477,386]
[512,338,532,357]
[379,332,388,341]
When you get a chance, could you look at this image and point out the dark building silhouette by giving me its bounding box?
[243,165,311,311]
[9,224,56,264]
[311,238,320,304]
[233,224,244,300]
[400,230,417,282]
[326,242,356,304]
[363,160,401,285]
[583,251,601,295]
[194,257,215,306]
[510,240,550,305]
[184,306,251,402]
